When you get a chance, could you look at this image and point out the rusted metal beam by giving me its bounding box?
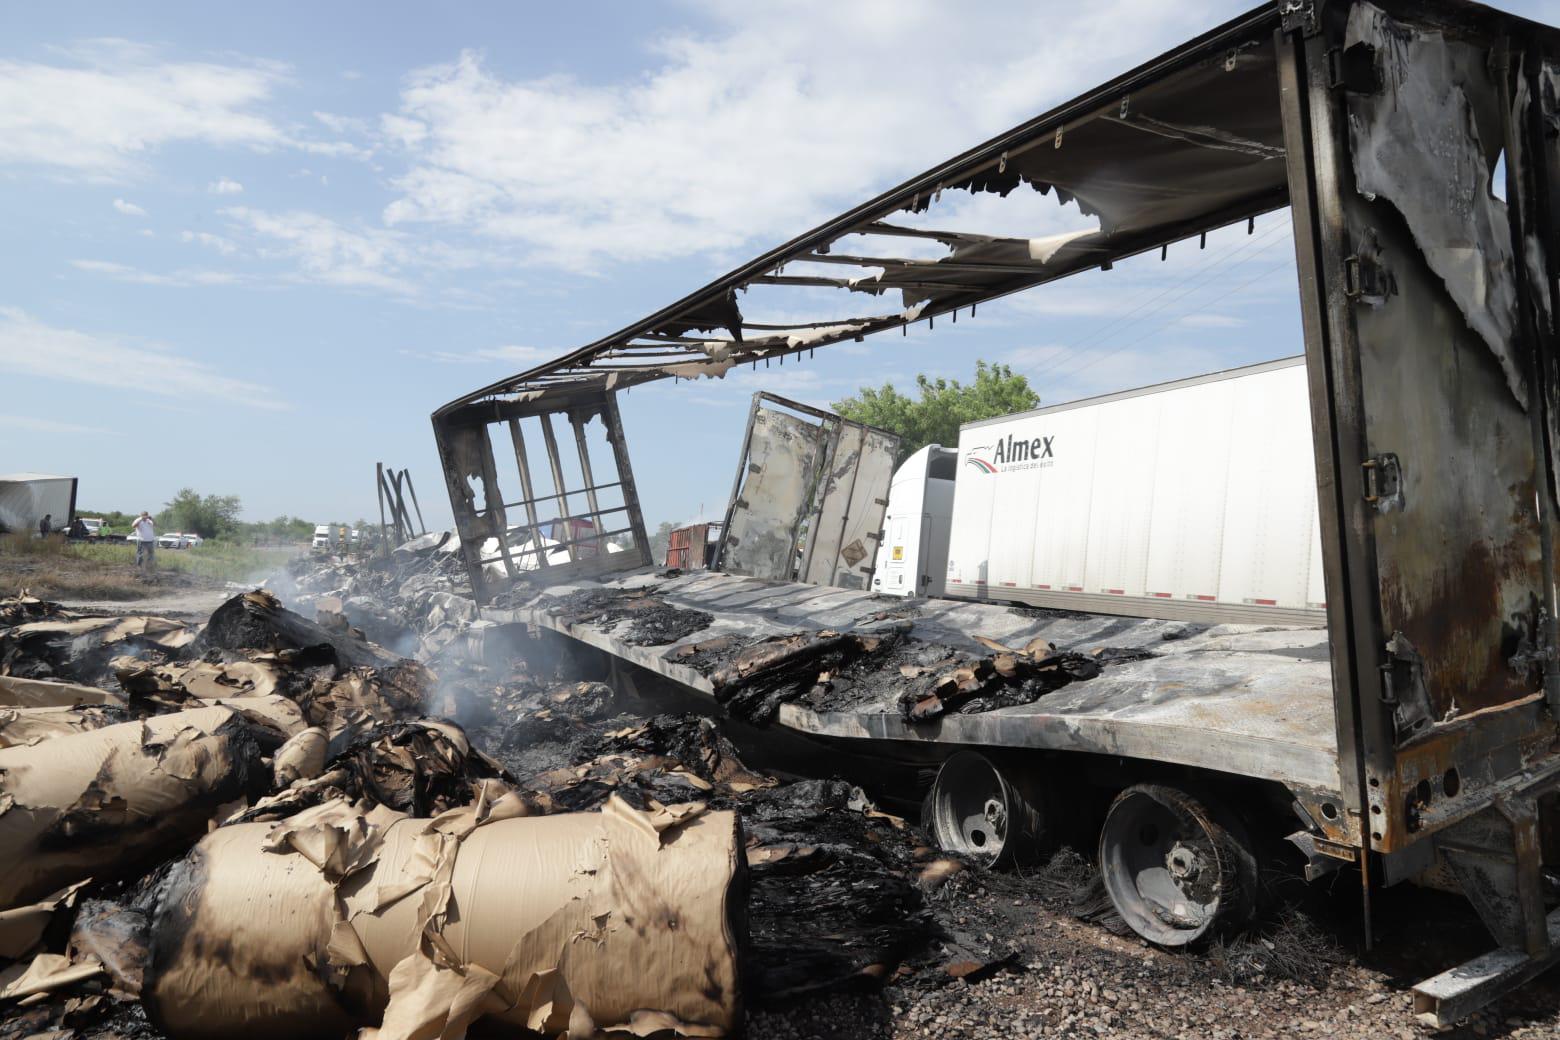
[539,413,578,564]
[748,273,964,292]
[804,252,1059,276]
[602,392,651,567]
[474,425,519,579]
[375,462,389,552]
[402,469,427,536]
[505,419,550,574]
[571,413,606,551]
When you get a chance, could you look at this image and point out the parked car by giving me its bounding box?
[155,532,204,550]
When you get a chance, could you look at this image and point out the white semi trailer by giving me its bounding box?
[871,356,1325,625]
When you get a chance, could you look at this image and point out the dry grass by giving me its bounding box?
[0,534,298,601]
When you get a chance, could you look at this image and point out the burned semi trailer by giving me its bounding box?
[434,0,1560,1022]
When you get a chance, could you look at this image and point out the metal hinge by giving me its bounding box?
[1280,0,1319,35]
[1381,631,1435,740]
[1344,228,1395,306]
[1327,43,1381,93]
[1361,453,1404,513]
[1508,608,1557,686]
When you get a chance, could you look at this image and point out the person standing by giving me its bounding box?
[37,514,51,538]
[132,511,157,578]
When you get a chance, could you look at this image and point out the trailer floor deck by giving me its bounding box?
[485,569,1341,793]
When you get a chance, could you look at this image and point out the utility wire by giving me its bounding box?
[1053,250,1301,386]
[1036,219,1291,380]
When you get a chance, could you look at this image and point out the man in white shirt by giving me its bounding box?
[132,512,156,577]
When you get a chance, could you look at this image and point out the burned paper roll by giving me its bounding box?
[0,675,125,709]
[0,706,267,909]
[0,705,123,748]
[147,798,745,1040]
[272,726,328,785]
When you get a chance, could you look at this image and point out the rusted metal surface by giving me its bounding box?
[719,403,824,580]
[1283,0,1560,864]
[799,420,899,590]
[665,523,713,570]
[716,393,900,590]
[375,465,426,547]
[432,389,651,602]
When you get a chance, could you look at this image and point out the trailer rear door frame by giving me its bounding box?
[1279,0,1560,960]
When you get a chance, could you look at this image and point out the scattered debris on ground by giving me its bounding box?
[0,544,1556,1039]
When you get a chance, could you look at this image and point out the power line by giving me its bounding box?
[1054,251,1301,386]
[1035,219,1292,380]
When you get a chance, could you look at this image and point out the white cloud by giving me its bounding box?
[180,230,237,255]
[112,198,146,217]
[213,206,502,297]
[313,111,368,135]
[0,306,287,410]
[0,44,288,177]
[400,344,549,365]
[208,177,244,194]
[378,1,1219,269]
[71,258,239,286]
[0,414,109,435]
[0,41,365,178]
[221,206,416,294]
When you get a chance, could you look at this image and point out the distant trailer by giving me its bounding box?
[665,522,722,571]
[944,357,1324,625]
[869,445,957,599]
[0,473,77,535]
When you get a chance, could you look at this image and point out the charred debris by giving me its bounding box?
[0,539,1181,1039]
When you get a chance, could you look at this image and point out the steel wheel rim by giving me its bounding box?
[1100,787,1226,946]
[930,752,1012,865]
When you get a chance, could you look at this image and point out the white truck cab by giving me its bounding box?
[870,445,956,599]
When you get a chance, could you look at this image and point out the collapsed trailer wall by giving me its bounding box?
[432,389,652,602]
[715,392,900,590]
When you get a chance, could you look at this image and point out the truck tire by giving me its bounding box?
[926,751,1045,867]
[1098,783,1258,946]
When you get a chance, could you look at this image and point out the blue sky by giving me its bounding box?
[4,1,1556,531]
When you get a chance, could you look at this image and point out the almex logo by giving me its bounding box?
[964,433,1055,474]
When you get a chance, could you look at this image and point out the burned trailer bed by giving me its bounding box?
[484,568,1342,795]
[439,0,1560,1021]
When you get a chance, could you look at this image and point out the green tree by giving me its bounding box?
[832,360,1040,462]
[253,515,313,544]
[157,488,243,539]
[648,521,676,565]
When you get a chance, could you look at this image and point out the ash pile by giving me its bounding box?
[0,557,1036,1039]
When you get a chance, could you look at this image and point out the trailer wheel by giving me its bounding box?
[1099,784,1257,946]
[926,752,1044,867]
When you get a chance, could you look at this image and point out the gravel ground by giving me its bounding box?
[746,887,1560,1040]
